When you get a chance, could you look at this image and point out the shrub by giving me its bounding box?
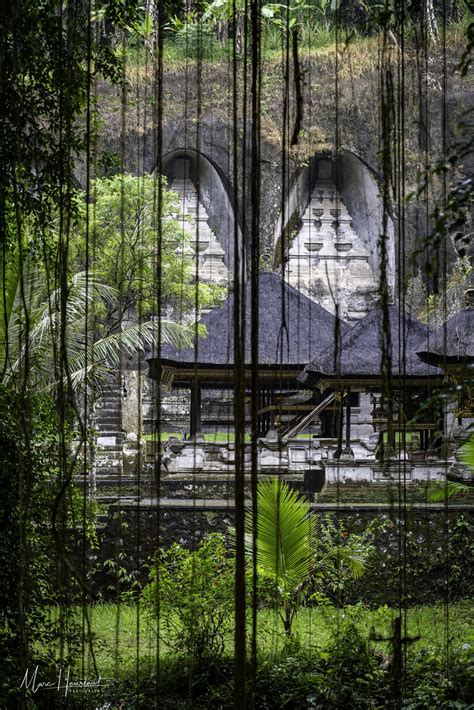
[142,533,235,666]
[246,482,382,639]
[317,622,386,708]
[171,16,219,60]
[312,513,384,607]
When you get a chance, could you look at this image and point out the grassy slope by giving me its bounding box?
[106,24,470,165]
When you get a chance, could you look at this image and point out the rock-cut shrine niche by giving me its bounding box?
[167,156,229,285]
[284,157,388,323]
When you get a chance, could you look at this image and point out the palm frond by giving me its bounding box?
[0,245,20,355]
[1,264,193,390]
[66,362,112,393]
[344,553,366,578]
[66,319,193,389]
[427,479,472,502]
[91,319,192,366]
[246,480,316,587]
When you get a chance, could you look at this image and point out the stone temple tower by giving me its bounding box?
[285,159,379,322]
[169,158,229,285]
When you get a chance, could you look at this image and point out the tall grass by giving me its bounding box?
[120,12,469,74]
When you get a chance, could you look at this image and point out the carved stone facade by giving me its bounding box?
[169,158,228,285]
[285,159,379,322]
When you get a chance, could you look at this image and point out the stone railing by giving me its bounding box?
[156,434,448,484]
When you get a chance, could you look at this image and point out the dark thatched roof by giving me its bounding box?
[300,305,442,382]
[155,272,348,368]
[417,308,474,364]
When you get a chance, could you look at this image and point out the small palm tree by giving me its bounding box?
[246,480,369,638]
[245,479,317,638]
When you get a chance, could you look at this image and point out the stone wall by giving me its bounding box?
[96,500,474,607]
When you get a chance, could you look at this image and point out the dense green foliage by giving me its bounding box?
[67,600,473,708]
[0,387,79,705]
[142,504,381,659]
[73,173,225,322]
[1,171,225,392]
[1,0,143,253]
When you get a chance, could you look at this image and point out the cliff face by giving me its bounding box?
[92,33,472,297]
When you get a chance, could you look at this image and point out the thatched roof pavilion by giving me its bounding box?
[149,272,347,382]
[299,305,443,457]
[147,272,348,435]
[300,305,442,387]
[416,291,474,422]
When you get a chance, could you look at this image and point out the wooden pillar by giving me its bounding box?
[268,387,275,431]
[257,387,275,437]
[190,377,201,437]
[342,387,354,459]
[333,389,344,459]
[265,388,274,436]
[345,388,351,449]
[257,388,265,437]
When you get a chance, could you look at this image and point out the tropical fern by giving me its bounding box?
[427,479,472,502]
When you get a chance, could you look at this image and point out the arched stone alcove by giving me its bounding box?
[161,149,240,281]
[273,152,395,322]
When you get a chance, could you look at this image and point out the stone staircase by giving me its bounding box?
[78,381,153,507]
[95,381,125,477]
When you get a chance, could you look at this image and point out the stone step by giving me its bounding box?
[96,468,123,477]
[75,475,153,486]
[97,495,141,503]
[97,484,152,495]
[96,457,122,465]
[96,453,123,463]
[97,433,125,441]
[96,455,123,464]
[96,418,122,425]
